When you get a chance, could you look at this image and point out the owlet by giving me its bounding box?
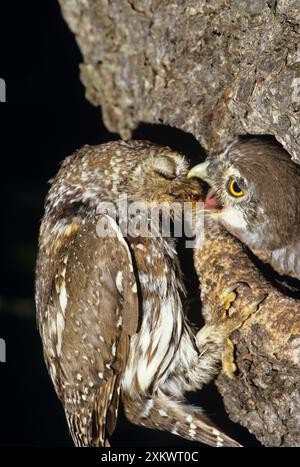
[188,138,300,280]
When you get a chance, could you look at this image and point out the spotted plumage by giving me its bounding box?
[189,138,300,280]
[36,140,241,447]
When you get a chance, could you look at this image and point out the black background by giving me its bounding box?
[0,1,259,447]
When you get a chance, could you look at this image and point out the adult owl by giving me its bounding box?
[188,138,300,280]
[36,140,243,447]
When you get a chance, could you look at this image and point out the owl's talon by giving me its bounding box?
[222,291,237,315]
[219,292,267,377]
[224,284,240,295]
[219,288,266,334]
[221,338,237,379]
[239,293,267,323]
[219,285,239,320]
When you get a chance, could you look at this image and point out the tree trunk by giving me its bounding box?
[58,0,300,446]
[194,221,300,447]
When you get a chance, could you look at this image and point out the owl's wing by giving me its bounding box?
[40,215,139,446]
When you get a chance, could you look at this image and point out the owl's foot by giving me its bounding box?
[219,285,264,329]
[221,338,237,379]
[194,286,266,382]
[218,285,266,378]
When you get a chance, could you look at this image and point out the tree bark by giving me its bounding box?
[59,0,300,161]
[194,221,300,447]
[58,0,300,446]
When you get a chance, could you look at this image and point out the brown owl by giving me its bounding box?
[188,138,300,280]
[35,140,242,447]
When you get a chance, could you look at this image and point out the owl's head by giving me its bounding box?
[188,139,300,251]
[45,140,202,227]
[124,142,201,205]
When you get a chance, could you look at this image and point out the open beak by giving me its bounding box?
[188,161,222,211]
[187,161,211,183]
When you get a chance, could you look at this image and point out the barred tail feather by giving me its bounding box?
[123,392,242,448]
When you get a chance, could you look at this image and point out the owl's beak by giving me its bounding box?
[187,161,211,183]
[188,161,222,211]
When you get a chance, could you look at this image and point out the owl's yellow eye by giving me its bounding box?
[228,179,244,197]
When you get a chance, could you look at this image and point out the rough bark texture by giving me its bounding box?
[59,0,300,161]
[58,0,300,446]
[194,221,300,447]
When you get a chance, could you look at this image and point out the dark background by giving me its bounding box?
[0,1,259,447]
